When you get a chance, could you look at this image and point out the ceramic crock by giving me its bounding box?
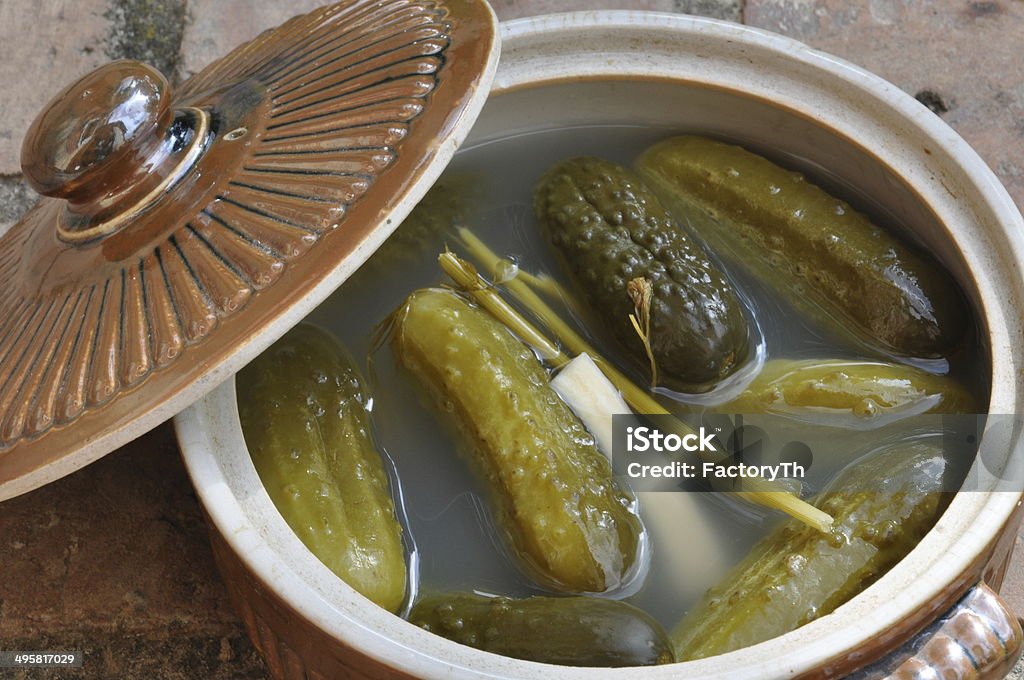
[174,10,1024,680]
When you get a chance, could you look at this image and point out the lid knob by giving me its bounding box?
[20,60,172,203]
[0,0,498,503]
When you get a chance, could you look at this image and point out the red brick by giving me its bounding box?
[0,423,268,677]
[0,424,240,638]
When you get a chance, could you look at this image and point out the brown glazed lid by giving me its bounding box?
[0,0,499,500]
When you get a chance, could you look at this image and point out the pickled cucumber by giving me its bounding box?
[392,288,644,593]
[238,324,406,612]
[348,173,478,284]
[720,359,977,417]
[409,592,674,667]
[534,157,751,392]
[671,440,951,660]
[383,173,476,258]
[636,136,965,359]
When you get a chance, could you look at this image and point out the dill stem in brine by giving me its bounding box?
[627,276,659,388]
[439,246,833,533]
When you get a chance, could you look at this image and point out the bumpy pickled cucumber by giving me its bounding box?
[238,324,406,612]
[720,359,977,417]
[409,592,674,667]
[385,173,476,257]
[350,173,478,282]
[636,136,965,359]
[534,157,751,393]
[393,288,644,593]
[671,440,951,660]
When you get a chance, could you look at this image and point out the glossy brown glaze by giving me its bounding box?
[865,584,1023,680]
[0,0,498,499]
[21,60,174,204]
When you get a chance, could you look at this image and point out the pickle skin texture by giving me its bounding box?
[237,324,407,613]
[671,440,951,660]
[347,173,478,284]
[410,592,675,667]
[393,288,644,593]
[380,173,474,256]
[534,157,751,392]
[720,359,977,417]
[636,136,965,359]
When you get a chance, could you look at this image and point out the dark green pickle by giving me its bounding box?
[410,593,674,667]
[534,157,751,393]
[671,440,951,660]
[238,324,407,613]
[636,136,966,359]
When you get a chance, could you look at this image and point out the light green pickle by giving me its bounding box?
[238,324,407,613]
[720,359,977,417]
[393,288,644,593]
[409,592,675,667]
[671,440,952,660]
[636,136,966,360]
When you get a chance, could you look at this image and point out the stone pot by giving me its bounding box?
[174,11,1024,680]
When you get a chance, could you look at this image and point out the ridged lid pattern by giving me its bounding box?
[0,0,498,499]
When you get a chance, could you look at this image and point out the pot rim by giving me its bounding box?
[176,11,1024,679]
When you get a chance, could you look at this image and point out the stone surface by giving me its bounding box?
[487,0,741,21]
[105,0,188,82]
[0,2,109,176]
[179,0,329,79]
[744,0,1024,209]
[2,0,1024,678]
[674,0,743,21]
[487,0,677,20]
[0,176,36,236]
[0,0,188,176]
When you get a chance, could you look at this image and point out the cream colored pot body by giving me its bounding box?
[175,12,1024,679]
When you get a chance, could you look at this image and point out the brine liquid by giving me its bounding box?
[300,125,987,628]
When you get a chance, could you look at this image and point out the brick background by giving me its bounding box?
[1,1,1022,678]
